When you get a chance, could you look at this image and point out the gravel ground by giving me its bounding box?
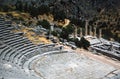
[34,52,117,79]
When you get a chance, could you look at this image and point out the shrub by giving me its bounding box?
[75,37,90,50]
[37,20,50,29]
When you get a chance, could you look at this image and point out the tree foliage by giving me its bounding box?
[53,10,66,21]
[75,37,90,50]
[60,24,74,39]
[37,20,50,29]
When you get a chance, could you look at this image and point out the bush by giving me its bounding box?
[60,24,74,39]
[37,20,50,29]
[74,37,90,50]
[38,5,50,15]
[51,31,58,36]
[80,37,90,49]
[53,10,66,21]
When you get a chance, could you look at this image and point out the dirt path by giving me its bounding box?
[76,48,120,69]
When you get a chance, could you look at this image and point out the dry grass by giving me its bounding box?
[0,11,70,27]
[12,27,51,45]
[38,14,70,27]
[0,11,31,21]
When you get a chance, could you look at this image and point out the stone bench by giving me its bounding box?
[0,26,13,30]
[10,44,35,63]
[5,41,32,61]
[0,25,4,27]
[0,31,13,35]
[14,32,24,36]
[38,43,56,48]
[0,19,5,21]
[7,43,34,62]
[4,38,27,46]
[15,46,36,64]
[37,43,45,46]
[24,50,39,59]
[0,31,10,36]
[0,20,4,22]
[1,34,22,39]
[0,44,6,49]
[40,46,63,53]
[0,18,4,20]
[8,39,31,47]
[1,36,22,42]
[5,38,28,45]
[5,43,32,61]
[27,58,35,70]
[0,46,10,60]
[40,47,52,53]
[0,30,10,33]
[23,50,67,71]
[3,37,22,43]
[18,50,37,67]
[0,23,4,25]
[19,50,40,68]
[1,47,13,60]
[0,32,14,37]
[0,34,25,41]
[0,27,10,30]
[0,22,4,24]
[23,52,45,71]
[0,26,8,28]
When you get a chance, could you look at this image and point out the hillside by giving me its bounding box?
[0,0,120,42]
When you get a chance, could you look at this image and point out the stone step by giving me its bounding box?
[0,46,9,60]
[16,48,36,65]
[19,50,37,68]
[0,33,23,40]
[0,26,14,30]
[0,30,12,34]
[14,46,36,63]
[1,47,13,60]
[4,37,22,43]
[4,39,25,46]
[6,41,33,61]
[0,32,14,37]
[0,29,10,33]
[10,44,35,63]
[8,39,30,47]
[0,44,6,49]
[1,35,24,41]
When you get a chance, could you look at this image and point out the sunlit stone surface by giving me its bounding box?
[34,52,116,79]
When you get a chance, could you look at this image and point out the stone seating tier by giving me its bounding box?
[5,42,33,61]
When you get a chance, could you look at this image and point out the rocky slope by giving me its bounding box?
[0,0,120,42]
[1,0,120,18]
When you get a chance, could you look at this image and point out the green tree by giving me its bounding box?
[30,6,39,17]
[75,37,90,50]
[51,31,58,36]
[23,2,28,12]
[15,0,23,11]
[53,10,66,21]
[38,5,50,15]
[80,37,90,49]
[60,24,74,39]
[37,20,50,29]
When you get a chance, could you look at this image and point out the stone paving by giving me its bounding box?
[34,52,117,79]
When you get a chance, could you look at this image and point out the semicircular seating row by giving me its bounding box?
[0,17,66,71]
[1,18,120,79]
